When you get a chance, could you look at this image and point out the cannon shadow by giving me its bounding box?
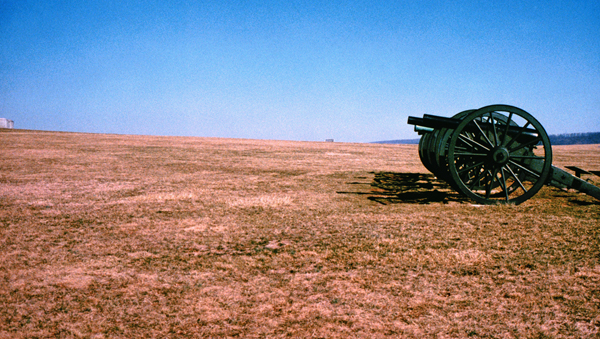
[339,172,471,205]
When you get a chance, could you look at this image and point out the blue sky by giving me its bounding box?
[1,0,599,142]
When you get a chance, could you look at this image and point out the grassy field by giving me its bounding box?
[1,129,599,338]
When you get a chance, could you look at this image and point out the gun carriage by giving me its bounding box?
[407,104,600,204]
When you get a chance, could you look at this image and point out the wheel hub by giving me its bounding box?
[490,147,510,165]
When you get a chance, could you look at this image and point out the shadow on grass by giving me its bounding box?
[338,172,471,205]
[542,187,600,206]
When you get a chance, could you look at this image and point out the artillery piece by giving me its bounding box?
[407,104,600,204]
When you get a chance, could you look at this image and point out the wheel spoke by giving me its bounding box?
[489,112,499,147]
[499,167,509,201]
[454,151,487,157]
[509,154,545,160]
[485,169,498,199]
[458,133,490,152]
[505,164,528,193]
[457,160,486,175]
[473,120,494,148]
[505,121,531,150]
[501,112,513,146]
[508,159,541,179]
[468,166,486,190]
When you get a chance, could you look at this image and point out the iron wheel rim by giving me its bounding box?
[447,105,552,205]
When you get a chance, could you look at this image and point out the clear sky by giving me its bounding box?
[1,0,599,142]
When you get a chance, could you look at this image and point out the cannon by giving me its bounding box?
[407,104,600,204]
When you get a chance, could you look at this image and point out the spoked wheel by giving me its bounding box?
[418,131,439,176]
[447,105,552,205]
[432,109,475,185]
[418,109,475,182]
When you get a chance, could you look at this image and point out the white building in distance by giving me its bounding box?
[0,118,14,129]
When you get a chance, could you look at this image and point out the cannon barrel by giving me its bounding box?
[406,104,600,204]
[407,114,461,130]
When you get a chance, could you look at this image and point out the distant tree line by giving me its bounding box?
[375,132,600,145]
[549,132,600,145]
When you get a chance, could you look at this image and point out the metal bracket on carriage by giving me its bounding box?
[564,166,600,179]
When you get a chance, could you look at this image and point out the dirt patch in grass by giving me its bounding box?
[1,129,599,338]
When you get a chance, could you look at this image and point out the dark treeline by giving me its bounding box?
[549,132,600,145]
[375,132,600,145]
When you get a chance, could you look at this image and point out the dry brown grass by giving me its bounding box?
[1,129,599,338]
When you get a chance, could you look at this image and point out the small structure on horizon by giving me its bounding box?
[0,118,14,129]
[325,139,334,142]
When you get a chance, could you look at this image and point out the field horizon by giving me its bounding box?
[1,128,599,338]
